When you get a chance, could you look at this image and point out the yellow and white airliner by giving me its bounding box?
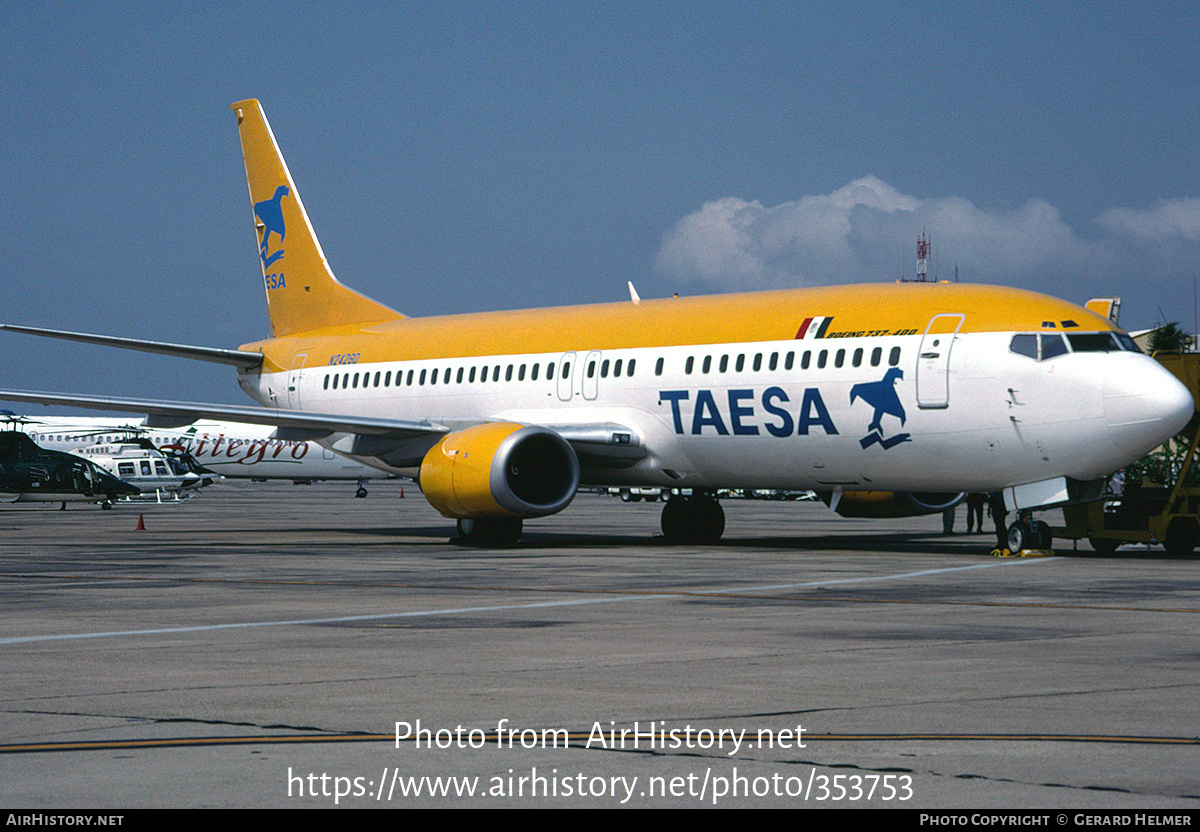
[1,100,1194,548]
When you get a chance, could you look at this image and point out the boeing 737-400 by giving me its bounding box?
[1,100,1193,549]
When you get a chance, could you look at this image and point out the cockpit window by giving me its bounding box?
[1067,332,1121,353]
[1012,330,1141,360]
[1040,333,1068,360]
[1009,334,1037,359]
[1115,332,1141,353]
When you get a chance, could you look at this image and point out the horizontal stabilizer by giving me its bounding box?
[1,325,264,369]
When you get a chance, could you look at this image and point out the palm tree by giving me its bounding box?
[1148,322,1193,353]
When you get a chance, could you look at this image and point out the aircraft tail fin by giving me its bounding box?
[230,99,404,338]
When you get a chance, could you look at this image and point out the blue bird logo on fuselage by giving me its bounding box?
[254,185,290,269]
[850,367,911,449]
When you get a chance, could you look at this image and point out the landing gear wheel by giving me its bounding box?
[1008,520,1043,552]
[456,517,523,547]
[1089,536,1120,556]
[692,494,726,543]
[355,487,368,498]
[660,495,725,544]
[661,497,689,542]
[1007,521,1028,553]
[1008,517,1051,552]
[1164,517,1200,557]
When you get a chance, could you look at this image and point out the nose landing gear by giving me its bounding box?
[1006,511,1052,555]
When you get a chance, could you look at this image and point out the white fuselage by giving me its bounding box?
[20,419,383,481]
[241,328,1189,496]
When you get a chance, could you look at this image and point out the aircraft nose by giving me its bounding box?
[1104,359,1195,460]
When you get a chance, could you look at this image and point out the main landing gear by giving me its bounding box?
[660,491,725,544]
[1006,511,1052,554]
[354,478,369,498]
[455,517,523,547]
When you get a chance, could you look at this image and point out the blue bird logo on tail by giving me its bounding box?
[850,367,911,449]
[254,185,290,269]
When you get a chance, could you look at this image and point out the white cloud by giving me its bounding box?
[654,176,1199,292]
[1098,198,1200,242]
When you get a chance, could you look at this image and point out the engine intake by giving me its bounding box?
[419,423,580,519]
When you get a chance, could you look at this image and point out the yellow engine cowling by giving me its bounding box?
[820,491,966,518]
[419,422,580,519]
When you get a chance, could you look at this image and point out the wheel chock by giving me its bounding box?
[993,547,1053,558]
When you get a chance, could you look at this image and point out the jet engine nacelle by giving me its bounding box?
[821,490,966,518]
[419,422,580,519]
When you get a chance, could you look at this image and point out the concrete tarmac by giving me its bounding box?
[1,480,1198,809]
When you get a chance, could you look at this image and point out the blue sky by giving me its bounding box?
[2,1,1199,407]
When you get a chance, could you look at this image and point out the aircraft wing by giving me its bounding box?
[0,389,446,441]
[0,390,647,470]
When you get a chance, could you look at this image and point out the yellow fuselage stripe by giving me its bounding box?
[240,283,1114,374]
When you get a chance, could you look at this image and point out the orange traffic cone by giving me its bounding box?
[136,513,145,530]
